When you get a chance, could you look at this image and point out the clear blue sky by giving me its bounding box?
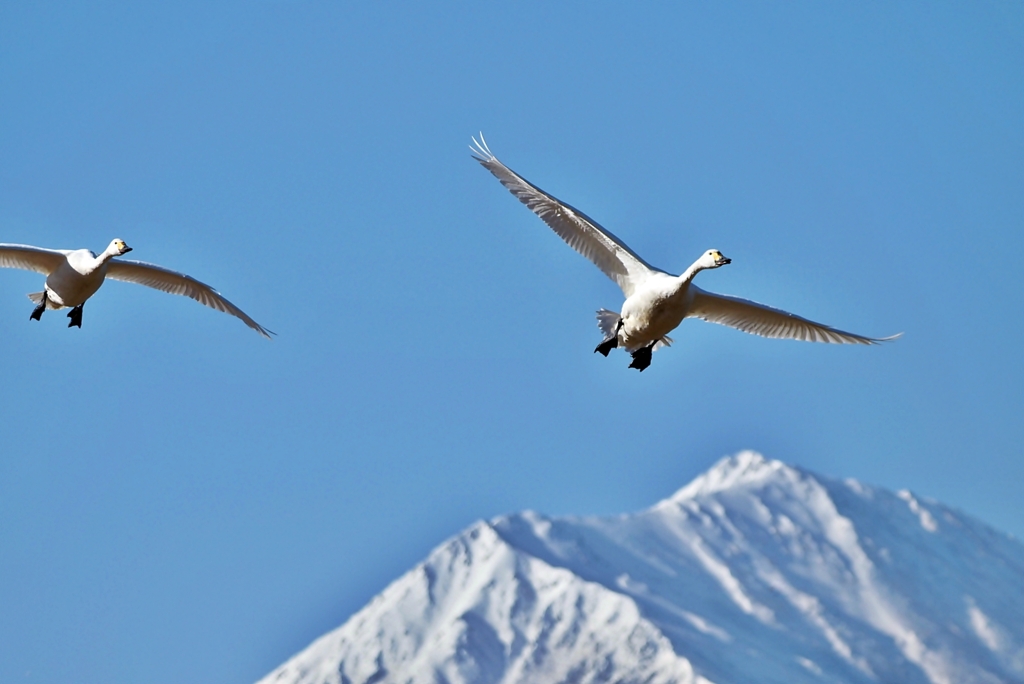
[1,3,1021,683]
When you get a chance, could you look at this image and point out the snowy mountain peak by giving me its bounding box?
[667,450,794,501]
[259,454,1024,684]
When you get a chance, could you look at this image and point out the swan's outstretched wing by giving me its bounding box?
[106,260,273,339]
[689,286,898,345]
[471,135,661,297]
[0,244,69,275]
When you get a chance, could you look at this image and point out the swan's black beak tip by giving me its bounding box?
[717,257,731,266]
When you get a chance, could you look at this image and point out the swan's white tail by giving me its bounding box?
[596,308,673,351]
[27,292,60,309]
[596,308,620,338]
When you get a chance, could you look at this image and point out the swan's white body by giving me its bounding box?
[0,239,272,338]
[471,135,896,368]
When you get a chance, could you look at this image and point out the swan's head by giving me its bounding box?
[701,249,731,268]
[110,239,133,256]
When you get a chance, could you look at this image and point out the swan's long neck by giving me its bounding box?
[678,260,706,286]
[89,246,120,272]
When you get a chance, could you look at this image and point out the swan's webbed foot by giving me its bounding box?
[30,295,47,321]
[595,316,623,357]
[67,304,83,329]
[628,343,655,372]
[594,336,618,357]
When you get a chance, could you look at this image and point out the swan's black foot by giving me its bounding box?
[594,336,618,357]
[30,295,47,321]
[628,344,655,372]
[67,305,84,329]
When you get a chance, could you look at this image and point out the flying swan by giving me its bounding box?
[0,239,272,338]
[471,135,896,371]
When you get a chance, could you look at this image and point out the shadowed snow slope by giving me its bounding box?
[258,452,1024,684]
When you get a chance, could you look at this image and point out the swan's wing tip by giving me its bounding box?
[870,331,903,343]
[469,132,495,162]
[240,314,274,339]
[823,328,902,345]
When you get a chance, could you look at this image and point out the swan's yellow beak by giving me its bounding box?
[116,240,132,255]
[714,252,731,266]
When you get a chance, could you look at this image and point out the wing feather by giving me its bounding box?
[106,260,273,338]
[471,135,659,296]
[0,244,69,275]
[689,286,898,345]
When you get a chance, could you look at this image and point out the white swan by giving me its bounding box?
[0,239,272,338]
[471,135,897,371]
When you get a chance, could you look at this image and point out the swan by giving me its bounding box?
[471,135,897,371]
[0,239,272,338]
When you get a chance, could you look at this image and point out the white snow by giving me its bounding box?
[898,489,939,532]
[967,597,1002,652]
[796,656,823,675]
[257,453,1024,684]
[671,450,782,500]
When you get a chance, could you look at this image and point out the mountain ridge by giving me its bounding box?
[258,453,1024,684]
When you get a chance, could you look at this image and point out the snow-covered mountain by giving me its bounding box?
[257,452,1024,684]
